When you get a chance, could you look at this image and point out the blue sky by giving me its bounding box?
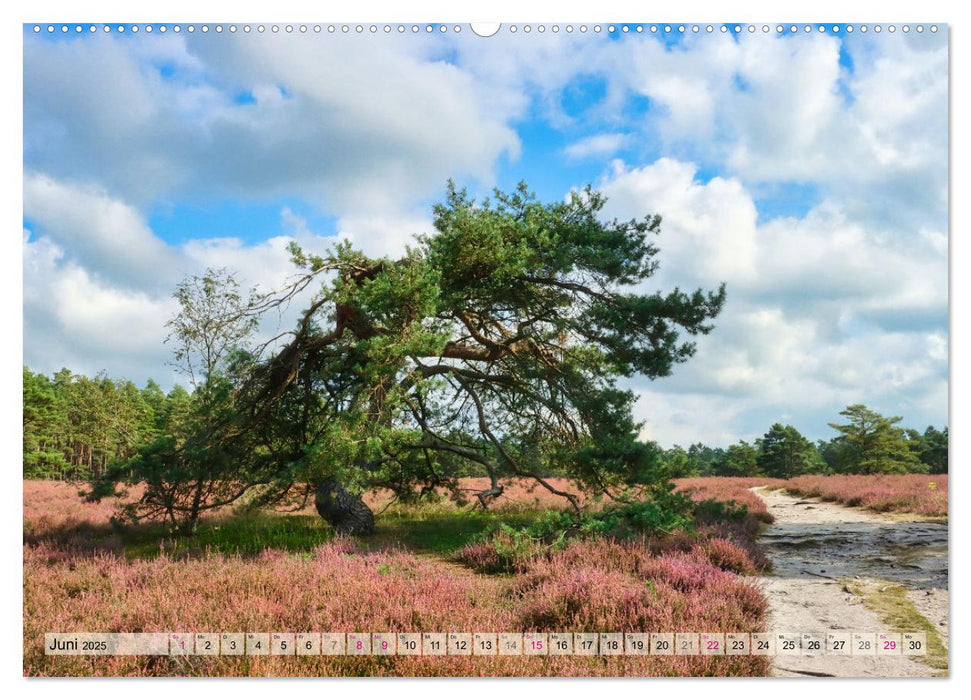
[22,24,948,446]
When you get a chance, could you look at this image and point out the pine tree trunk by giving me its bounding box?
[314,477,375,535]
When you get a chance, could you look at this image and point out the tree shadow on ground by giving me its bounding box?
[24,508,543,562]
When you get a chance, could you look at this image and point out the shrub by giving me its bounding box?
[458,489,696,574]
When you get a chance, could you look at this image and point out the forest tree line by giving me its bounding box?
[22,366,192,480]
[23,365,947,481]
[661,406,947,478]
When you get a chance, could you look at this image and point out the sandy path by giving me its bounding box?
[751,487,948,677]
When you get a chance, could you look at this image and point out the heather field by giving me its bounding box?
[24,480,770,677]
[23,474,948,676]
[672,475,947,520]
[782,475,948,518]
[673,477,788,523]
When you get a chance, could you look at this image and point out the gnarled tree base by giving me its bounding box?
[314,477,375,535]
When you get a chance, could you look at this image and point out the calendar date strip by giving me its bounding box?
[45,631,927,657]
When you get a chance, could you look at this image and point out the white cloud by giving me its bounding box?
[751,202,946,318]
[22,175,339,385]
[633,314,948,448]
[563,133,630,161]
[722,32,845,182]
[24,32,522,217]
[635,392,746,447]
[447,31,625,128]
[598,156,945,318]
[597,156,947,444]
[335,210,435,260]
[623,33,740,146]
[49,267,173,355]
[23,232,174,382]
[598,158,759,286]
[614,31,947,236]
[181,235,310,295]
[23,173,186,293]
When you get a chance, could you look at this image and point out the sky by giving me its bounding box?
[22,23,949,447]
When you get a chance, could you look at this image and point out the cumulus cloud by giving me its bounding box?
[23,231,175,382]
[636,391,747,448]
[21,28,948,444]
[23,173,186,293]
[616,31,948,235]
[596,156,947,444]
[446,31,628,128]
[335,210,435,260]
[24,32,521,215]
[597,158,759,286]
[23,174,340,386]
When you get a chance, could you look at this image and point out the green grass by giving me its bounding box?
[121,504,547,560]
[368,508,539,555]
[123,514,333,559]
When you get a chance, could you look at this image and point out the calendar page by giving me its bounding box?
[22,19,949,680]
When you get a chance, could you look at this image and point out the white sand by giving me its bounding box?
[750,488,948,677]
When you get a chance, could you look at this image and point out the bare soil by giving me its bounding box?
[751,487,948,677]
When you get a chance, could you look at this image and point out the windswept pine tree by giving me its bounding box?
[90,182,727,535]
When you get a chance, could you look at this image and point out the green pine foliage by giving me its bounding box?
[22,183,946,537]
[87,181,729,531]
[655,408,943,479]
[827,404,925,474]
[756,424,823,479]
[714,440,760,477]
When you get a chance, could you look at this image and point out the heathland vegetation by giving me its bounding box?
[22,183,948,676]
[24,478,772,676]
[23,472,946,676]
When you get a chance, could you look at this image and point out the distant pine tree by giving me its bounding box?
[756,423,822,478]
[827,404,925,474]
